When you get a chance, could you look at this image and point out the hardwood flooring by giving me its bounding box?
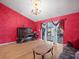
[0,40,63,59]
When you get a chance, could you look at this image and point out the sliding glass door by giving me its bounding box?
[42,20,64,43]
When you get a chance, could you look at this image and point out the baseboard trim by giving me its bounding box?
[0,41,15,46]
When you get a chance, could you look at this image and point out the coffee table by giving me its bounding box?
[33,43,53,59]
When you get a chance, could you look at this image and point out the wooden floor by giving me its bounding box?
[0,40,63,59]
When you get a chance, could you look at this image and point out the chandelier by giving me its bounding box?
[32,0,41,15]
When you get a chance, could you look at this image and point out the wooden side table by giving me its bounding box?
[33,43,53,59]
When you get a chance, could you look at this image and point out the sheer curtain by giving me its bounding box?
[42,20,64,44]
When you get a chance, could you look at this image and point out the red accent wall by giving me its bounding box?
[0,3,79,48]
[35,12,79,45]
[0,3,36,44]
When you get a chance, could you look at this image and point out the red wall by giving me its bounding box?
[0,3,36,44]
[35,12,79,44]
[0,3,79,48]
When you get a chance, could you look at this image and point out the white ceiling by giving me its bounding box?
[0,0,79,21]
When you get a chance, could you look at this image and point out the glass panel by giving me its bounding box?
[42,20,64,44]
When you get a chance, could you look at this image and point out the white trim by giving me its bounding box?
[0,41,15,46]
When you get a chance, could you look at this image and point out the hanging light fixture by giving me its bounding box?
[32,0,41,15]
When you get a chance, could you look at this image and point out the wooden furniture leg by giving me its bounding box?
[33,51,35,59]
[51,51,53,55]
[42,55,44,59]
